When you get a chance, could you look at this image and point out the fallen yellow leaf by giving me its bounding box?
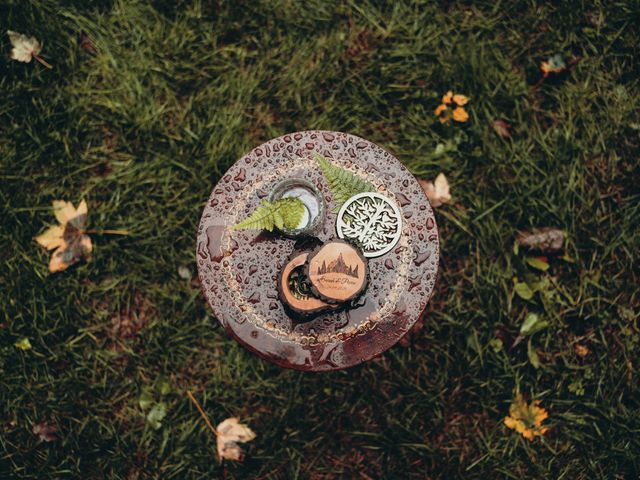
[574,343,590,358]
[14,338,32,350]
[34,200,92,273]
[434,103,447,116]
[453,94,469,105]
[452,106,469,122]
[504,393,549,441]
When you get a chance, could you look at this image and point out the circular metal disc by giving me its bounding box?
[336,192,402,258]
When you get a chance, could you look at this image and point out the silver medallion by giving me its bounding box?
[336,192,402,258]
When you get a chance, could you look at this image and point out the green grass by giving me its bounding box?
[1,0,639,478]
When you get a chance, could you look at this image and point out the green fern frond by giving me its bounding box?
[313,153,374,207]
[232,198,305,231]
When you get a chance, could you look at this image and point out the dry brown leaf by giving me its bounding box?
[419,173,451,208]
[7,30,52,68]
[34,200,92,272]
[492,119,513,138]
[7,30,41,62]
[77,31,97,55]
[574,343,590,358]
[216,417,256,462]
[517,228,565,254]
[32,420,57,442]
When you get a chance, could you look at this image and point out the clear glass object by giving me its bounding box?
[268,178,325,237]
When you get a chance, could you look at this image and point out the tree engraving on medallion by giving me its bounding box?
[336,192,402,258]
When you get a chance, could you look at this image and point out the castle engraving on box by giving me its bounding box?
[336,192,402,258]
[306,239,368,303]
[316,252,360,278]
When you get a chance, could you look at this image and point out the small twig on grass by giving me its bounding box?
[33,54,53,69]
[529,72,549,94]
[85,229,130,235]
[186,390,218,437]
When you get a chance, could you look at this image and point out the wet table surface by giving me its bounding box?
[196,131,439,371]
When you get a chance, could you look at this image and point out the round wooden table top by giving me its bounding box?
[196,131,439,371]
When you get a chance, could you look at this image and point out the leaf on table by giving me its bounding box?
[519,313,548,336]
[14,337,32,350]
[419,173,451,208]
[541,53,566,75]
[216,417,256,462]
[32,420,57,442]
[7,30,52,68]
[492,119,513,138]
[34,200,93,273]
[517,228,564,253]
[146,403,167,430]
[525,256,549,271]
[514,282,534,300]
[314,153,375,208]
[232,198,305,231]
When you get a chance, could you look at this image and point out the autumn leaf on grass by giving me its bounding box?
[541,53,566,75]
[14,338,32,350]
[517,228,565,254]
[32,420,57,442]
[492,119,513,138]
[419,173,451,208]
[217,417,256,462]
[574,343,590,358]
[34,200,92,273]
[187,391,257,463]
[504,393,549,441]
[6,30,52,68]
[531,54,568,93]
[435,90,470,124]
[77,31,97,55]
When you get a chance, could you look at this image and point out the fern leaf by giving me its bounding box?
[313,153,374,208]
[232,198,305,231]
[278,197,307,229]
